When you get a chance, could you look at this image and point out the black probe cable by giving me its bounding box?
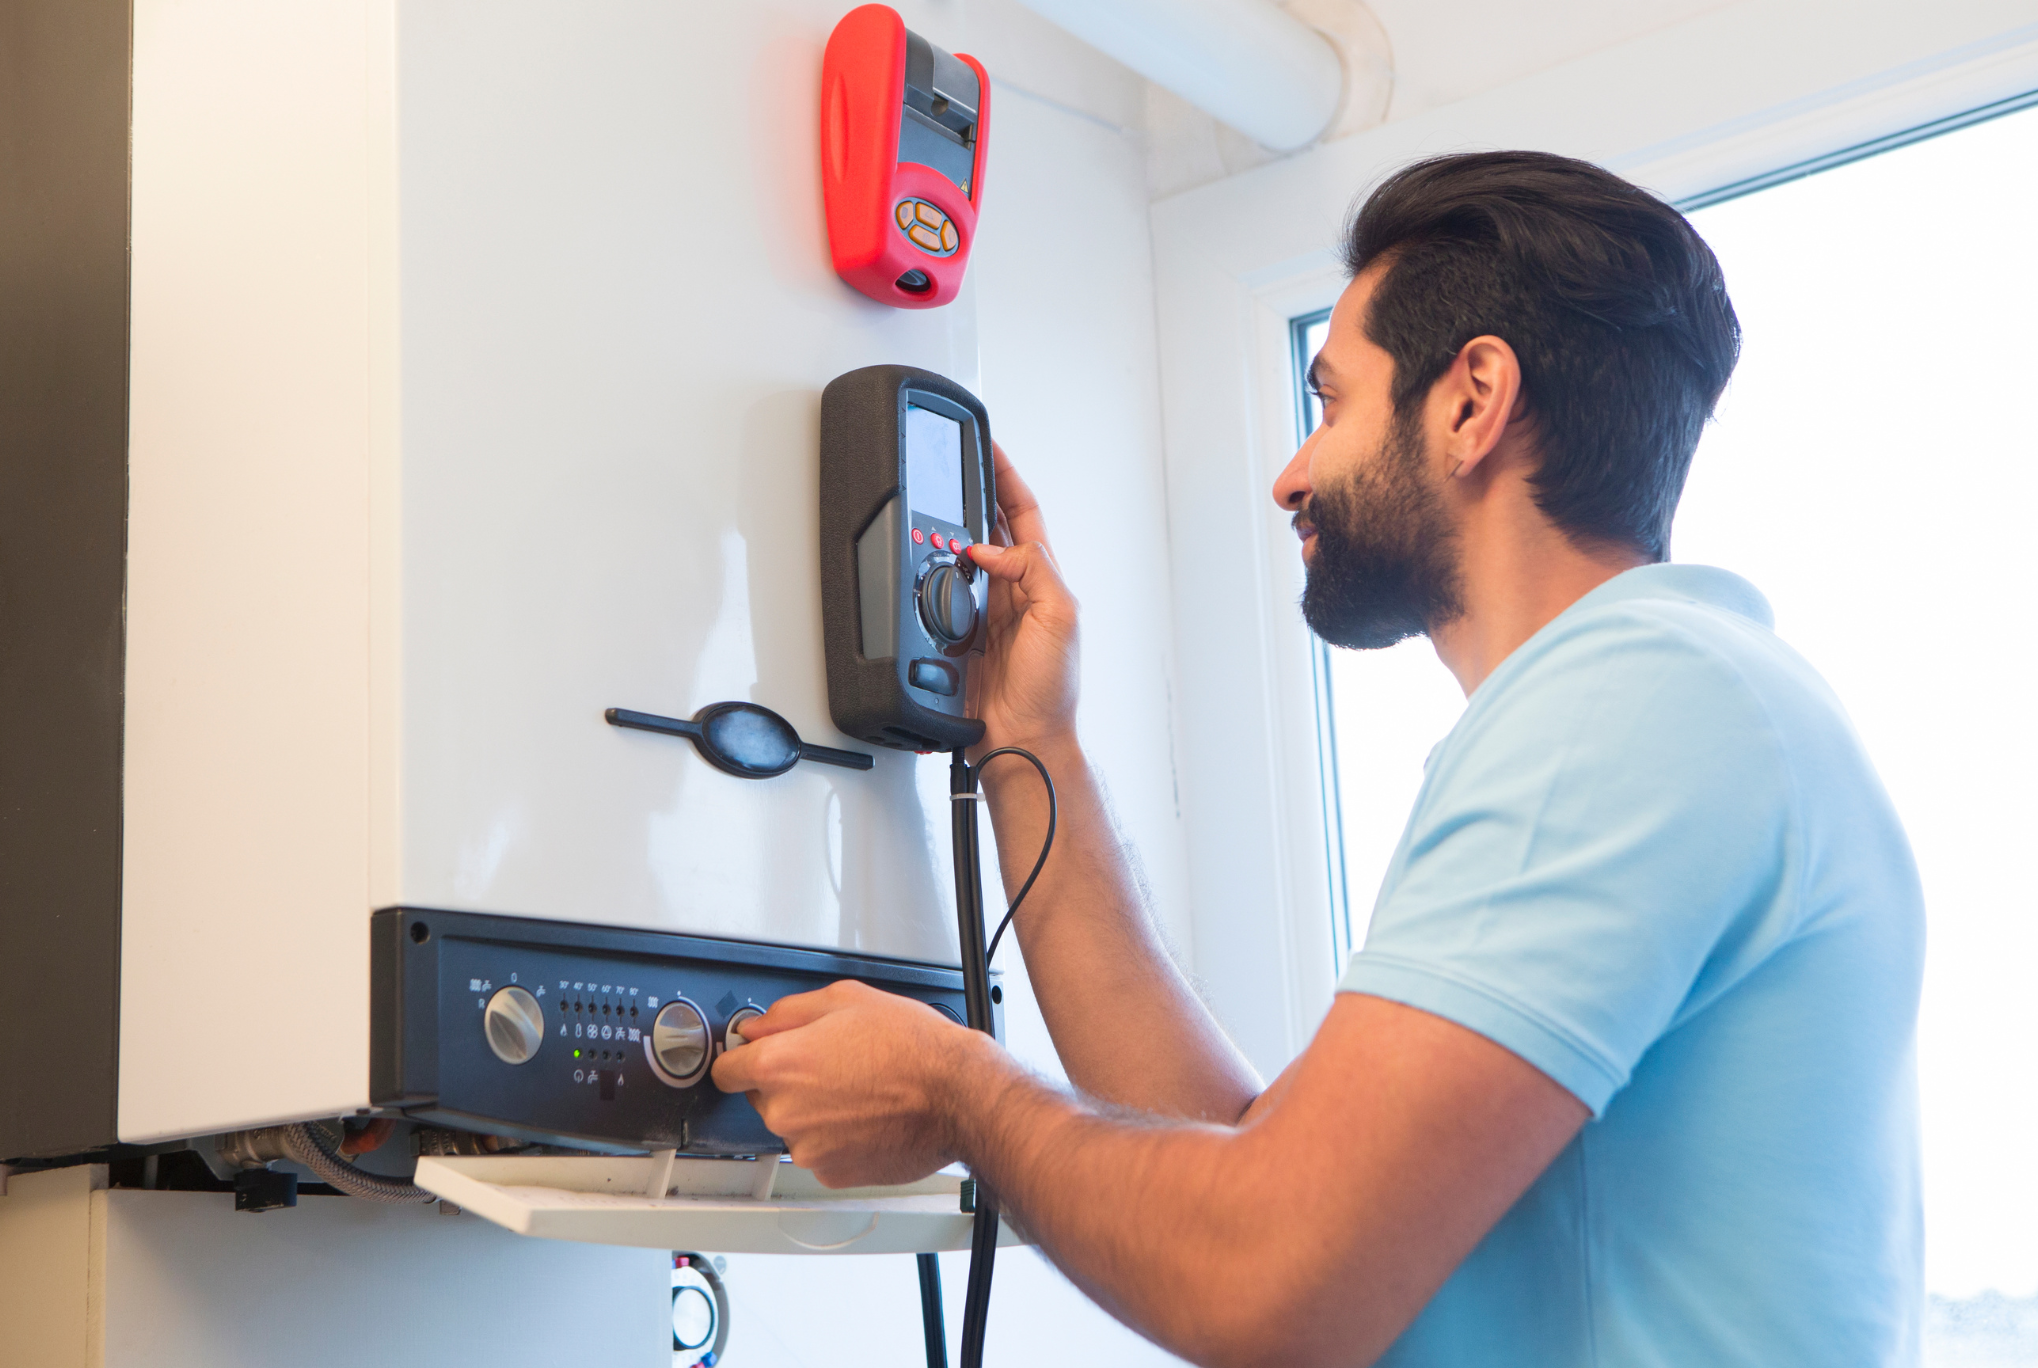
[979,747,1057,969]
[916,1252,948,1368]
[926,745,1057,1368]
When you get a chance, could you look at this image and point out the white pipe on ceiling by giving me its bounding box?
[1014,0,1345,151]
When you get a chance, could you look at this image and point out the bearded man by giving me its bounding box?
[714,151,1925,1367]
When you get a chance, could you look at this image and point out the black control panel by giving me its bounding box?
[371,908,995,1155]
[820,364,994,753]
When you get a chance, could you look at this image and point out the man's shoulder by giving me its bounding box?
[1422,566,1868,847]
[1473,565,1844,751]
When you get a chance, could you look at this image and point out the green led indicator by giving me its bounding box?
[573,1049,582,1058]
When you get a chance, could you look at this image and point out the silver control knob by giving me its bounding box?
[725,1006,766,1049]
[647,999,711,1086]
[917,560,978,646]
[484,985,544,1065]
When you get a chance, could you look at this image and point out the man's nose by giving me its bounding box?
[1272,435,1315,510]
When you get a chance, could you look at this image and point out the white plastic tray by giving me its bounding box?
[413,1153,1026,1255]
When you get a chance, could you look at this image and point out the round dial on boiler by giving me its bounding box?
[484,985,544,1065]
[918,560,978,646]
[725,1005,766,1049]
[647,999,712,1087]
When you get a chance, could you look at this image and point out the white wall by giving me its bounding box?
[972,82,1191,965]
[0,1168,670,1368]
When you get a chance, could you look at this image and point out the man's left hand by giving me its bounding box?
[710,980,995,1188]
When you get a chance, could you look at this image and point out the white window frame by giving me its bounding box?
[1151,0,2038,1078]
[1290,308,1357,968]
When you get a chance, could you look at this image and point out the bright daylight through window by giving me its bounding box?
[1302,100,2038,1362]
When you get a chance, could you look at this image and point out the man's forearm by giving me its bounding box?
[935,994,1583,1368]
[979,735,1259,1120]
[946,1038,1331,1368]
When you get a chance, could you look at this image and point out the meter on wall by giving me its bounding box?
[821,5,989,309]
[820,364,993,752]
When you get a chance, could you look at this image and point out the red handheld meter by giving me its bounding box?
[821,5,989,309]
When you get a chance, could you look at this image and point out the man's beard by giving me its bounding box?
[1298,414,1466,650]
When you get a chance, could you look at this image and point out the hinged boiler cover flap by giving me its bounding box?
[414,1154,1027,1255]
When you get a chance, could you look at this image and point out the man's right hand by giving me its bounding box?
[965,443,1080,757]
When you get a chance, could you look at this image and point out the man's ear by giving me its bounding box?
[1435,335,1525,480]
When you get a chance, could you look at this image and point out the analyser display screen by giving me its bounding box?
[905,403,966,527]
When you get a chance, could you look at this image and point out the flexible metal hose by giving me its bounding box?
[279,1122,435,1203]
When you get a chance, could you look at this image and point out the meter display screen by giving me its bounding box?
[905,403,966,527]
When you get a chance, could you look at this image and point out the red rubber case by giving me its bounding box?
[821,5,989,309]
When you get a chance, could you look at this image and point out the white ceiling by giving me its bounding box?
[1361,0,1741,122]
[970,0,1764,198]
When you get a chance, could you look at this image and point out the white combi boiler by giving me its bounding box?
[1,0,989,1165]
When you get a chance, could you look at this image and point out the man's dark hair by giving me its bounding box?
[1342,151,1740,560]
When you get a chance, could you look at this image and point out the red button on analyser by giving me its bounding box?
[912,527,926,545]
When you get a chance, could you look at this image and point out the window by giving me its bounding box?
[1293,309,1354,964]
[1300,98,2038,1358]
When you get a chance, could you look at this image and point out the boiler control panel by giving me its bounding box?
[371,907,995,1154]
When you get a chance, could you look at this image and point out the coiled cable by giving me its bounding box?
[977,747,1057,968]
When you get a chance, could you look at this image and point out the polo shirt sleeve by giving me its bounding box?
[1338,605,1800,1115]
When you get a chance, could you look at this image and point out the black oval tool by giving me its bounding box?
[605,702,874,779]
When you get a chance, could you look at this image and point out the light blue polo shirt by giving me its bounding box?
[1342,564,1924,1367]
